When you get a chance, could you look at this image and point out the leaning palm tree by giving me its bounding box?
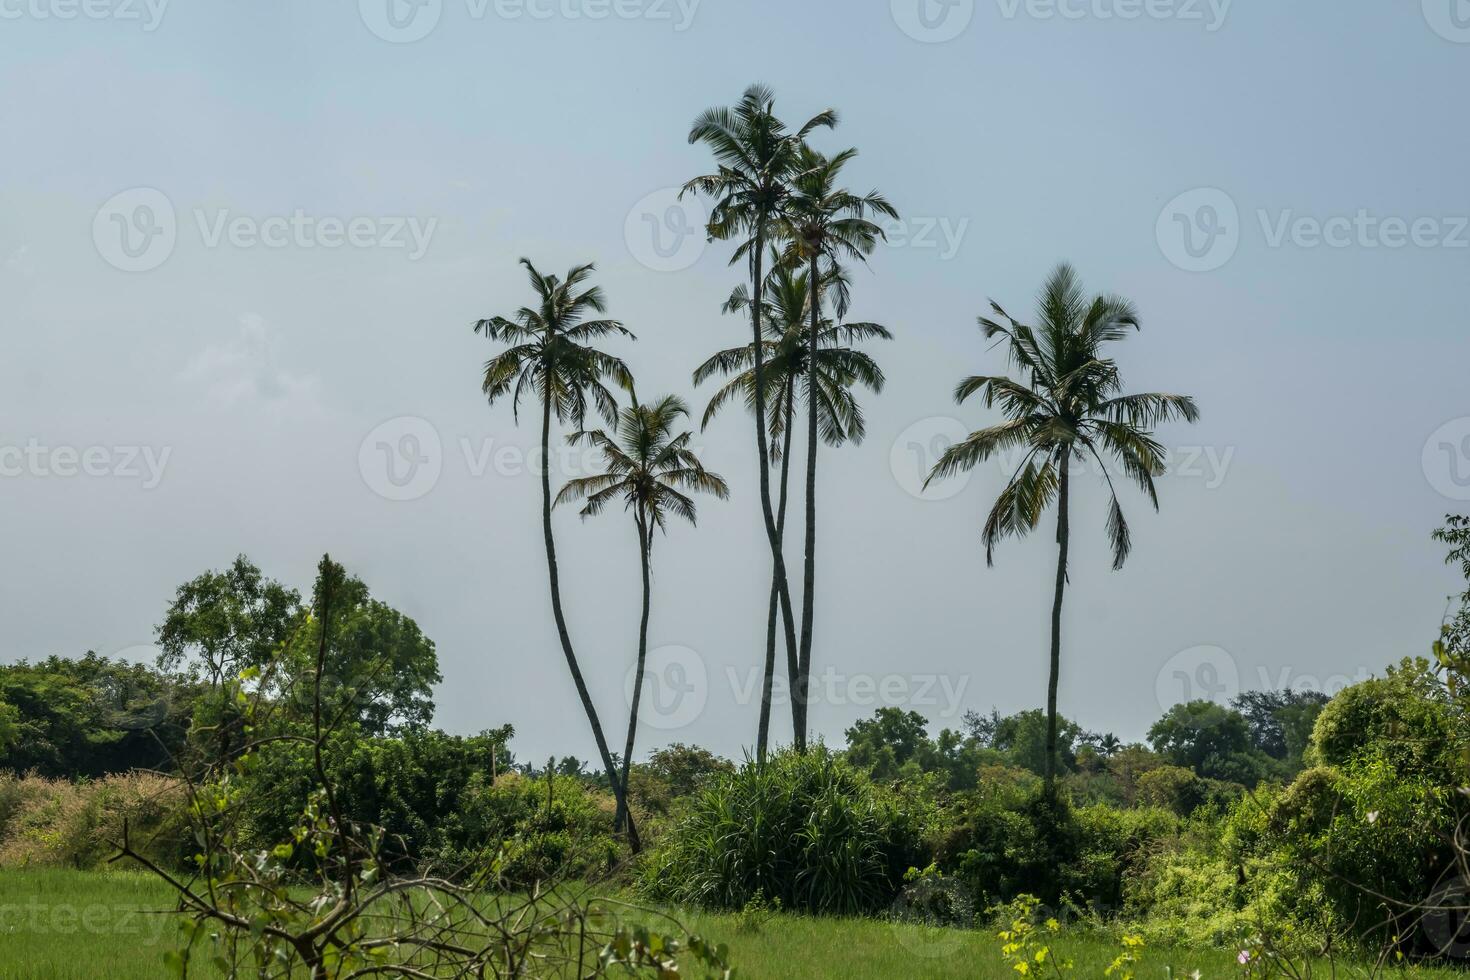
[779,144,896,745]
[473,257,641,845]
[557,394,729,834]
[683,84,836,752]
[924,263,1199,795]
[695,256,889,760]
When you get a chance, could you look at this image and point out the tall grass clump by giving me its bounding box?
[0,771,184,870]
[641,747,924,915]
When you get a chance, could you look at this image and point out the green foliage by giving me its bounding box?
[156,554,301,685]
[0,654,198,778]
[641,747,924,915]
[1309,658,1457,778]
[1147,700,1272,785]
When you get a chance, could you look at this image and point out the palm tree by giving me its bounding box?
[557,394,729,834]
[1098,733,1122,757]
[683,84,836,752]
[473,257,641,844]
[924,263,1199,795]
[695,256,889,760]
[780,145,896,745]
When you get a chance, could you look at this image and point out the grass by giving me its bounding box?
[0,869,1464,978]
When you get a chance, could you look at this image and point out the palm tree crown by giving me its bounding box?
[696,258,890,453]
[557,394,730,536]
[925,262,1200,568]
[475,258,635,427]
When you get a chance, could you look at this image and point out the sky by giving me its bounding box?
[2,0,1468,765]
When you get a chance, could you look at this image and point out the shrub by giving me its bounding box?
[640,747,924,915]
[1309,659,1457,778]
[0,772,186,870]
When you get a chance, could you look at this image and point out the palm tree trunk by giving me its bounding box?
[540,393,640,852]
[749,233,803,751]
[757,387,798,764]
[1045,461,1071,798]
[795,254,821,747]
[617,512,652,829]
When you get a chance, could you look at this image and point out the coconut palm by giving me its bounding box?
[695,256,889,760]
[473,257,641,844]
[683,84,836,752]
[779,144,896,744]
[557,394,729,834]
[924,263,1199,794]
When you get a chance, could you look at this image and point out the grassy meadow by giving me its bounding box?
[2,868,1464,979]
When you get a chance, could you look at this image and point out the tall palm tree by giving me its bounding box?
[924,263,1199,795]
[780,145,896,745]
[683,84,836,752]
[557,394,729,834]
[473,257,641,844]
[695,256,889,760]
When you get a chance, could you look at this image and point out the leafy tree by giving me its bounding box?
[779,144,896,744]
[643,743,734,799]
[473,257,638,844]
[156,555,301,687]
[1147,700,1265,784]
[0,653,197,777]
[697,256,889,759]
[925,263,1199,794]
[557,393,729,835]
[684,83,835,752]
[1433,514,1470,657]
[1231,689,1328,762]
[278,558,442,735]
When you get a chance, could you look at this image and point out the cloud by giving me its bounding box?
[181,313,323,415]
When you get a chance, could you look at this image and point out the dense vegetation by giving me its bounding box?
[3,85,1467,976]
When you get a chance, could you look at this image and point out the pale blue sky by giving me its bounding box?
[2,0,1467,762]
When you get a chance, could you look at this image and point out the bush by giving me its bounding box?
[640,747,924,915]
[0,771,186,870]
[1309,659,1457,779]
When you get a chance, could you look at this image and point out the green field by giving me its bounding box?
[1,869,1464,979]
